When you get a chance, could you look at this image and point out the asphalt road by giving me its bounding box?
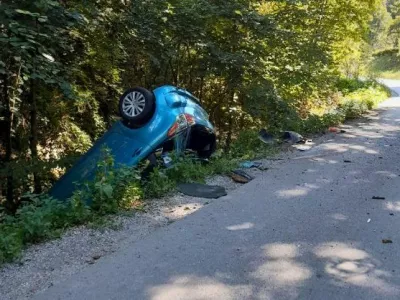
[34,80,400,300]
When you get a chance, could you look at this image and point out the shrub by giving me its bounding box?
[338,80,390,119]
[230,129,277,159]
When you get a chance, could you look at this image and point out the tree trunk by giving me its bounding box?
[224,90,235,152]
[3,73,15,211]
[29,79,41,194]
[199,76,204,102]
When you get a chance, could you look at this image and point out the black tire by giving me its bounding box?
[119,87,155,128]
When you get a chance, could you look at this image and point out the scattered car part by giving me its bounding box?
[292,140,314,151]
[382,239,393,244]
[259,129,275,144]
[329,127,347,133]
[50,85,216,201]
[230,170,254,184]
[293,144,313,151]
[282,131,304,144]
[177,183,227,199]
[240,161,263,169]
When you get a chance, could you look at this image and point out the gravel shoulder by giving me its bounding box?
[0,171,266,300]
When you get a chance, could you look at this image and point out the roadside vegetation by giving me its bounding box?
[0,77,390,265]
[370,50,400,79]
[0,0,395,264]
[367,0,400,79]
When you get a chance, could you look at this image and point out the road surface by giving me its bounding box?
[35,80,400,300]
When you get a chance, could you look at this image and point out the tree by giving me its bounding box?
[0,0,80,210]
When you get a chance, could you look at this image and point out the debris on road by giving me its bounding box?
[372,196,386,200]
[282,131,304,144]
[177,183,227,199]
[230,170,254,184]
[329,127,347,133]
[382,239,393,244]
[240,161,263,169]
[367,218,371,223]
[92,254,102,261]
[344,160,352,163]
[292,140,314,152]
[259,129,275,144]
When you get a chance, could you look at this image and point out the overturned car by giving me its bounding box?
[50,86,216,201]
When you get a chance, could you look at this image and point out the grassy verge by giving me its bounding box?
[0,148,259,265]
[0,79,391,265]
[369,49,400,80]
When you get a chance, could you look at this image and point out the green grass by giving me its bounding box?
[369,50,400,80]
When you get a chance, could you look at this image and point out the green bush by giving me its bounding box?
[338,80,390,119]
[143,168,176,199]
[0,224,23,264]
[0,148,144,265]
[230,129,277,159]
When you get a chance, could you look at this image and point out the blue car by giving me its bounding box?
[50,86,216,201]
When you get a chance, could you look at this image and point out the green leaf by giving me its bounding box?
[14,9,40,17]
[38,17,48,23]
[42,53,55,62]
[103,184,113,198]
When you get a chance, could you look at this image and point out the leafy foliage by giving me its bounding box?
[0,0,392,244]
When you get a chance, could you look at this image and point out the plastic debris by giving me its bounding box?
[329,127,347,133]
[177,183,227,199]
[293,145,310,151]
[282,131,304,144]
[162,153,173,168]
[259,129,275,144]
[382,239,393,244]
[240,161,263,169]
[367,218,371,223]
[230,170,254,184]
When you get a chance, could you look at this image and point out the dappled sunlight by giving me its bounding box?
[251,260,312,286]
[226,222,254,231]
[375,171,399,178]
[262,243,299,259]
[315,242,368,261]
[352,178,370,184]
[297,140,381,159]
[148,275,253,300]
[385,202,400,212]
[314,242,400,295]
[251,243,312,288]
[310,158,338,164]
[331,213,348,221]
[159,201,209,222]
[276,187,310,198]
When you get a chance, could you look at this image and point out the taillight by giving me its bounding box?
[184,114,196,126]
[167,114,196,138]
[167,123,180,137]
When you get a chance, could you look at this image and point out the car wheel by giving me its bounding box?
[119,87,155,127]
